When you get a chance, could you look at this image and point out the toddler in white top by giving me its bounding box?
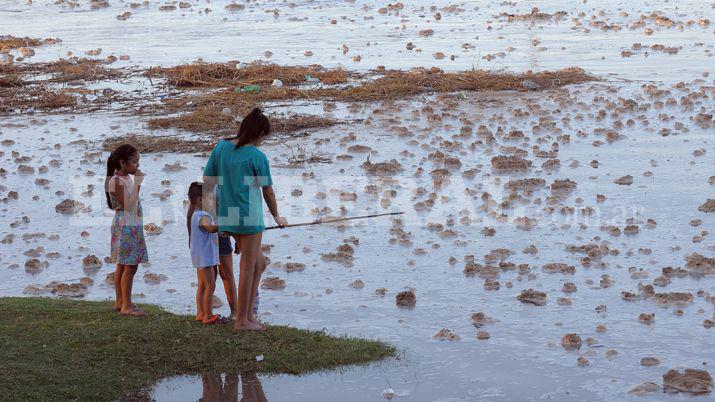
[188,182,227,325]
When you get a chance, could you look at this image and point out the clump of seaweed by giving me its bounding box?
[0,35,60,52]
[497,7,568,21]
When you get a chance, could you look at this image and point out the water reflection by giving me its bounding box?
[196,373,266,402]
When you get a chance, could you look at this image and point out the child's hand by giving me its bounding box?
[274,216,288,228]
[134,169,145,186]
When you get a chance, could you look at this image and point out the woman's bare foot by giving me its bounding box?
[230,313,238,321]
[248,317,268,330]
[115,303,138,312]
[233,320,265,331]
[120,307,147,317]
[196,315,204,322]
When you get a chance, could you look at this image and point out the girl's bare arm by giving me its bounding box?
[186,204,195,247]
[199,216,218,233]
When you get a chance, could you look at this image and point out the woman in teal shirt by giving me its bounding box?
[204,108,287,331]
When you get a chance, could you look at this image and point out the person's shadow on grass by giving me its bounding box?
[198,372,267,402]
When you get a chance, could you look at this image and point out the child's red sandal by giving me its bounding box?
[203,314,229,325]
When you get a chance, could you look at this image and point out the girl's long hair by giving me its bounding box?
[104,143,137,209]
[232,108,271,148]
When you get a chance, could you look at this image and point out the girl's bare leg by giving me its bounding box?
[113,264,124,311]
[120,265,144,316]
[218,254,237,319]
[221,373,239,401]
[233,233,264,331]
[196,269,204,321]
[247,252,267,328]
[199,267,216,323]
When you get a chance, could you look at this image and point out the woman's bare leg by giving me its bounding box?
[218,254,237,319]
[241,372,268,402]
[247,252,267,328]
[113,264,124,311]
[201,373,221,402]
[233,233,264,331]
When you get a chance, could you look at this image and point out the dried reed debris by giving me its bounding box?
[145,66,593,134]
[2,57,122,83]
[102,134,214,154]
[147,111,336,137]
[148,61,351,88]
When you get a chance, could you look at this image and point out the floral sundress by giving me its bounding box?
[109,175,149,265]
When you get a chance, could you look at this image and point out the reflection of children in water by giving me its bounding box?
[198,373,267,402]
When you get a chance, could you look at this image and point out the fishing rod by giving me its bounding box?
[265,211,404,230]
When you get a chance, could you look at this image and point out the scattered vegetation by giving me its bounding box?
[3,53,595,139]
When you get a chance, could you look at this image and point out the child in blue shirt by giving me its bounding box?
[188,182,228,325]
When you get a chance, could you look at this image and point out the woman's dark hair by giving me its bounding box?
[188,181,203,204]
[104,143,138,209]
[233,108,270,148]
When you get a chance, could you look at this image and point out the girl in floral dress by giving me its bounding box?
[104,143,149,317]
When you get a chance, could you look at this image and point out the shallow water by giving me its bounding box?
[1,1,715,401]
[2,0,713,80]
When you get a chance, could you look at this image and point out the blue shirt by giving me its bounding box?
[203,141,273,234]
[190,210,219,269]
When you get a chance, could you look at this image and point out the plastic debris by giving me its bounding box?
[521,79,540,90]
[236,84,260,93]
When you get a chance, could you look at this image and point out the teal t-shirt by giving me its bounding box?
[203,141,273,234]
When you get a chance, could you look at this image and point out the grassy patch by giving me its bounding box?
[0,297,395,401]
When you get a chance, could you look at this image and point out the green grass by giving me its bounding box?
[0,297,395,401]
